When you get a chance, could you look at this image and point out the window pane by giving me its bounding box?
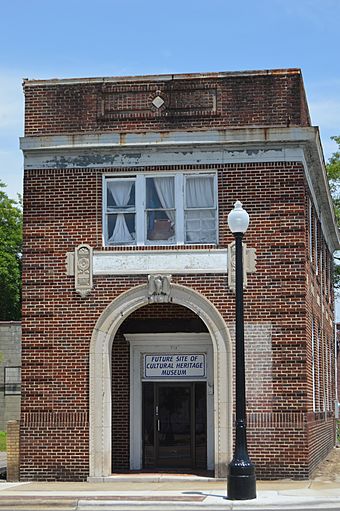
[147,212,175,242]
[106,179,136,244]
[185,210,216,243]
[5,367,21,395]
[186,176,214,208]
[107,213,135,244]
[107,180,135,210]
[146,177,176,243]
[146,177,175,209]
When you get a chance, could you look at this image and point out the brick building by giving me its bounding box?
[20,69,339,481]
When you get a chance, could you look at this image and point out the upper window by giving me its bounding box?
[104,173,218,246]
[146,176,176,243]
[106,178,136,244]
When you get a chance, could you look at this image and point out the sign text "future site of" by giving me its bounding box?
[143,354,206,378]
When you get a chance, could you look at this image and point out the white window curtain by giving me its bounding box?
[186,176,215,242]
[186,176,214,208]
[107,181,134,243]
[153,177,175,224]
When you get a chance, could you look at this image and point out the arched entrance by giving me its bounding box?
[89,283,233,479]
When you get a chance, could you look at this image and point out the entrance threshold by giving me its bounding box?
[88,473,226,483]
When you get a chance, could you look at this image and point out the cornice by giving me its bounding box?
[20,126,340,252]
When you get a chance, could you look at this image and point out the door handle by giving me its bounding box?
[157,419,161,432]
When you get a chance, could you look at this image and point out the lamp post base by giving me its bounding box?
[227,463,256,500]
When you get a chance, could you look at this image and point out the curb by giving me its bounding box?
[0,495,340,511]
[0,497,77,510]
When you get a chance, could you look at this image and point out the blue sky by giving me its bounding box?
[0,0,339,200]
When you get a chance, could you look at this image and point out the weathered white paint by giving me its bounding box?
[20,126,340,251]
[21,146,302,170]
[67,248,259,278]
[19,126,319,151]
[88,283,233,480]
[93,249,228,275]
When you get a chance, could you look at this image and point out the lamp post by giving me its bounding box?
[226,201,256,500]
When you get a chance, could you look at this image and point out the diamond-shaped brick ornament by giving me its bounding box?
[152,96,165,109]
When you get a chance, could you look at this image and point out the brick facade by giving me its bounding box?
[23,70,310,136]
[20,69,339,480]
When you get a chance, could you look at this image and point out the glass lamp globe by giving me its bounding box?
[227,201,250,234]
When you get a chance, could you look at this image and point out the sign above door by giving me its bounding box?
[143,353,206,379]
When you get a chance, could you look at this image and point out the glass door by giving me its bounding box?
[142,382,207,470]
[156,383,192,467]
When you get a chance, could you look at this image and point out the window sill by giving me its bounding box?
[103,243,218,250]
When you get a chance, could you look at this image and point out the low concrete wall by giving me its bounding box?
[0,322,21,431]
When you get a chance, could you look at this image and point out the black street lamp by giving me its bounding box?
[226,201,256,500]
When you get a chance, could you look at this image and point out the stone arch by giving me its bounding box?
[89,283,233,479]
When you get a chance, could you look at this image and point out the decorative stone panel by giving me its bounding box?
[74,244,93,298]
[97,81,220,121]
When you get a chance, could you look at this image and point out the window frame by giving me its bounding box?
[184,173,218,245]
[315,216,319,275]
[308,198,313,263]
[4,366,21,396]
[103,172,218,247]
[104,176,137,245]
[311,317,316,412]
[144,174,177,245]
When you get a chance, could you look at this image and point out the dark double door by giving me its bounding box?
[142,382,207,470]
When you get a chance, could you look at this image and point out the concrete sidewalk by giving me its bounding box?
[0,477,340,510]
[1,448,340,509]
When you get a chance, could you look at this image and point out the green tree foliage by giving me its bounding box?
[0,181,22,320]
[326,136,340,292]
[327,136,340,223]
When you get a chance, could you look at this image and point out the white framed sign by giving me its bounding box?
[143,353,206,379]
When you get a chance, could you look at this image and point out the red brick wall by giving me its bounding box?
[20,67,335,482]
[23,70,310,136]
[20,413,88,481]
[308,417,335,476]
[248,426,309,479]
[111,329,130,471]
[304,194,335,474]
[21,159,332,480]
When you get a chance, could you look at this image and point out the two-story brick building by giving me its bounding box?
[20,68,339,481]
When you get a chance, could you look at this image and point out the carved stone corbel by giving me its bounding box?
[75,244,93,298]
[148,274,172,303]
